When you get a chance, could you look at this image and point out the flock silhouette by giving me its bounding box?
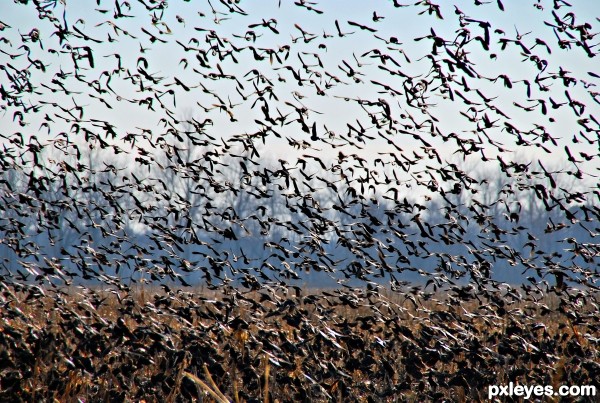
[0,0,599,401]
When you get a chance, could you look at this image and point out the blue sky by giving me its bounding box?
[2,0,599,182]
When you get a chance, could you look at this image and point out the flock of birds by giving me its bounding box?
[1,0,600,401]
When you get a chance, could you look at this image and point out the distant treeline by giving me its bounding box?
[1,144,596,289]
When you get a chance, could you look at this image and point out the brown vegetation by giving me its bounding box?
[1,284,598,402]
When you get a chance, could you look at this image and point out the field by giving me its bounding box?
[1,283,598,402]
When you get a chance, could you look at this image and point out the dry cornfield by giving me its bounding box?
[1,284,598,402]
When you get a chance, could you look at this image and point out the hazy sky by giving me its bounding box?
[2,0,599,181]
